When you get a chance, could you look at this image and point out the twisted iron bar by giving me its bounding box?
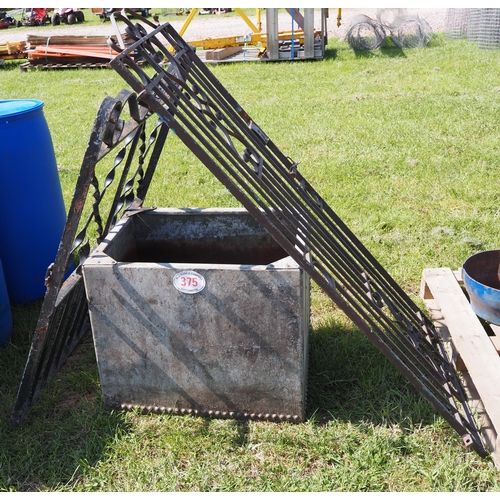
[10,88,167,426]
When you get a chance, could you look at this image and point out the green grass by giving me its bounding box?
[1,30,500,491]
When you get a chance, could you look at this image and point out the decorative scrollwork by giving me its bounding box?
[101,90,150,148]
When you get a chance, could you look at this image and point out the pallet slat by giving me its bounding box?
[20,61,111,71]
[421,267,500,467]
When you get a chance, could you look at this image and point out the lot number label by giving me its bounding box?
[173,270,206,294]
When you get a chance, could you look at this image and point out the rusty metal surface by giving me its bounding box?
[116,404,301,422]
[103,11,485,455]
[82,208,310,421]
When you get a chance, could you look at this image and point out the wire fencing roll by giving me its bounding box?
[346,14,387,51]
[445,8,469,39]
[391,17,434,49]
[446,8,500,49]
[376,8,407,29]
[346,9,433,51]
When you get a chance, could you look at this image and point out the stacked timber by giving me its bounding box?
[0,41,27,61]
[24,34,135,68]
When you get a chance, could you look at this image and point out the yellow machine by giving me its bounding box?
[175,8,337,62]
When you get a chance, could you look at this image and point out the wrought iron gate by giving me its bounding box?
[10,89,170,426]
[10,11,488,458]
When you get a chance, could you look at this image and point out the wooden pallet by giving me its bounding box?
[420,268,500,468]
[20,61,112,71]
[0,41,27,62]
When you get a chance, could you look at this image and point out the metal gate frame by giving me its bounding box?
[10,10,488,458]
[9,88,170,426]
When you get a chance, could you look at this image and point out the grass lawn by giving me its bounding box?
[1,26,500,491]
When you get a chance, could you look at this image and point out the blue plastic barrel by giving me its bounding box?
[0,99,67,304]
[0,257,12,348]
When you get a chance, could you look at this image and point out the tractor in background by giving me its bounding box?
[51,8,84,25]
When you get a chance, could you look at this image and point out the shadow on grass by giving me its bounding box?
[351,46,407,59]
[0,308,131,492]
[379,46,407,58]
[349,34,445,59]
[323,47,338,60]
[0,60,24,71]
[0,301,439,490]
[306,317,438,428]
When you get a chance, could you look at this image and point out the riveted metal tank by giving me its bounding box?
[82,208,310,422]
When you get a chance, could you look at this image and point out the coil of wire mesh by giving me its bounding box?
[390,16,434,49]
[376,8,408,30]
[346,14,387,51]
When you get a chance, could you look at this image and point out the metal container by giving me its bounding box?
[82,208,310,421]
[462,249,500,325]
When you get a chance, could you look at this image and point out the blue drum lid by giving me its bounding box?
[0,99,44,119]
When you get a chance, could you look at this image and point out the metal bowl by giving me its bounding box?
[462,249,500,326]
